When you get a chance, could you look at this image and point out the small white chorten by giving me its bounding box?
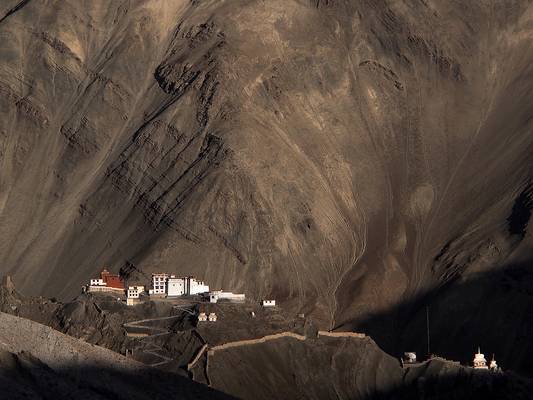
[198,312,208,322]
[473,347,488,369]
[489,354,499,371]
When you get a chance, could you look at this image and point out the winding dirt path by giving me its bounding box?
[123,315,181,337]
[123,315,183,366]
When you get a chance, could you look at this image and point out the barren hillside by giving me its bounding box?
[1,0,532,368]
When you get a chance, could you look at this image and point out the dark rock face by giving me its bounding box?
[1,0,533,375]
[196,336,405,399]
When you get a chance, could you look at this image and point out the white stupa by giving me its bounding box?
[489,354,500,372]
[473,347,488,369]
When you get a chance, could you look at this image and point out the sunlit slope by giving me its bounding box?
[0,0,532,331]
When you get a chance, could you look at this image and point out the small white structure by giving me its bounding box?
[473,347,489,369]
[167,276,186,297]
[206,290,245,303]
[403,352,417,364]
[489,355,500,372]
[262,300,276,307]
[198,312,208,322]
[90,278,105,286]
[208,312,217,322]
[150,273,168,295]
[127,286,144,298]
[126,286,144,306]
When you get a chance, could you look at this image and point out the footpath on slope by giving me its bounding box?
[123,315,181,337]
[123,313,189,366]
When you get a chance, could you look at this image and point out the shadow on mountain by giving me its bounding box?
[341,256,533,377]
[187,330,532,400]
[0,348,235,400]
[367,361,533,400]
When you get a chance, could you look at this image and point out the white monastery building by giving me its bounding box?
[126,286,144,305]
[150,274,210,297]
[167,276,186,296]
[187,277,210,295]
[149,273,169,295]
[127,286,144,299]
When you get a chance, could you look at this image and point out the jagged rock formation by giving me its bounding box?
[1,0,533,376]
[0,275,60,324]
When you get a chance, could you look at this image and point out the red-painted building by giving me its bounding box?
[100,269,124,289]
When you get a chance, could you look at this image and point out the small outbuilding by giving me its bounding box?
[262,300,276,307]
[402,352,417,364]
[126,286,144,306]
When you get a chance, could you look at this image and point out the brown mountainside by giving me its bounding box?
[1,0,532,358]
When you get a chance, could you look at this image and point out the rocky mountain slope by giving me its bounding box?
[1,0,532,375]
[0,311,233,400]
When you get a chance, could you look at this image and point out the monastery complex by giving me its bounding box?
[84,269,503,371]
[84,268,261,307]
